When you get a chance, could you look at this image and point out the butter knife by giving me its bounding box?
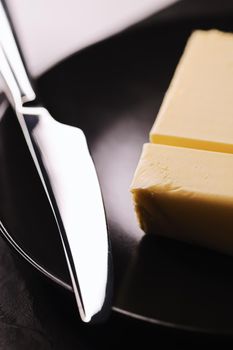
[0,1,112,323]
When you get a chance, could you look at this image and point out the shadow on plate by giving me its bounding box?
[117,234,233,334]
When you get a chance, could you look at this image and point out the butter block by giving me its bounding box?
[131,144,233,254]
[150,30,233,153]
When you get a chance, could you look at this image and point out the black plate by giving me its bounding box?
[1,9,233,336]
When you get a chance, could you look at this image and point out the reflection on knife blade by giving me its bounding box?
[0,1,112,323]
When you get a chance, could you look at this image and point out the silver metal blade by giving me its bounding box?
[17,106,112,323]
[0,0,112,323]
[0,40,112,323]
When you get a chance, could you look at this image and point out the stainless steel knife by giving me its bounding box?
[0,1,112,323]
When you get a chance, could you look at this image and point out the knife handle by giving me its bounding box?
[0,1,35,104]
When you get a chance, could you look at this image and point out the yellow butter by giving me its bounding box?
[131,29,233,254]
[131,144,233,254]
[150,30,233,153]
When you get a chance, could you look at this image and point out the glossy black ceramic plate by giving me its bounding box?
[1,9,233,336]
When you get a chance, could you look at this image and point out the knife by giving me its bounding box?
[0,1,112,323]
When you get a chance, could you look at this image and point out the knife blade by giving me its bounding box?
[0,1,112,323]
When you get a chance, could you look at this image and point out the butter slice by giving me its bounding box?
[131,144,233,254]
[131,29,233,254]
[150,30,233,153]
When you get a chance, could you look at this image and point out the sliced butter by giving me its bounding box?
[131,29,233,254]
[131,144,233,254]
[150,30,233,153]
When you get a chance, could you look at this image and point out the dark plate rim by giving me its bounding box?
[1,219,232,337]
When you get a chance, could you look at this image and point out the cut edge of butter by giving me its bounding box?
[130,143,233,254]
[150,134,233,154]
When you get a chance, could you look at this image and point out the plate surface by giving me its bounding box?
[1,11,233,336]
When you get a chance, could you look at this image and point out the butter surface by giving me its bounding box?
[131,144,233,254]
[150,30,233,153]
[131,29,233,254]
